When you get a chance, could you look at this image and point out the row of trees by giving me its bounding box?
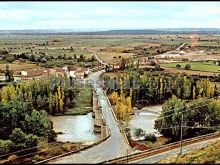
[155,96,220,141]
[109,78,132,120]
[104,71,219,108]
[1,50,97,68]
[0,75,76,114]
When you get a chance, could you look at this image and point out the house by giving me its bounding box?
[179,51,185,55]
[20,70,28,80]
[75,71,85,79]
[21,70,28,76]
[43,67,66,77]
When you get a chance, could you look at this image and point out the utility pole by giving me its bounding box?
[127,149,129,164]
[180,113,183,156]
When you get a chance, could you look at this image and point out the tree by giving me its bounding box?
[48,93,55,114]
[119,57,127,70]
[144,133,156,142]
[9,128,38,151]
[25,133,38,149]
[154,95,186,141]
[134,128,145,140]
[73,54,77,59]
[0,140,12,155]
[70,46,74,52]
[109,91,119,105]
[5,65,14,82]
[176,64,181,69]
[23,110,56,142]
[155,97,220,141]
[0,85,17,102]
[9,128,26,150]
[149,60,156,66]
[136,60,139,69]
[154,64,161,71]
[184,64,191,70]
[79,54,85,62]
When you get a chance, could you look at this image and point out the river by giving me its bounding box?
[50,112,101,143]
[129,105,162,140]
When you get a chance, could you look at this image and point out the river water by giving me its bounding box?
[129,105,162,140]
[50,112,100,143]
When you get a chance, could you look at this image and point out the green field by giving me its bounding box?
[161,61,220,72]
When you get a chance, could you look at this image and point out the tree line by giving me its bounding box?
[104,71,219,108]
[0,75,77,114]
[155,96,220,141]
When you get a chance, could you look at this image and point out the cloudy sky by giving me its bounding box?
[1,2,220,31]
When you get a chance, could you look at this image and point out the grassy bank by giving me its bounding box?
[64,87,93,115]
[0,139,84,164]
[157,140,220,164]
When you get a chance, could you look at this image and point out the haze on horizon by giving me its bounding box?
[1,1,220,31]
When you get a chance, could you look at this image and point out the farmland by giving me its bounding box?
[2,32,220,164]
[160,61,220,72]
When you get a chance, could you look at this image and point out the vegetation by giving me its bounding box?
[0,75,77,114]
[105,71,219,110]
[63,87,92,115]
[161,61,220,72]
[109,78,132,120]
[4,65,14,82]
[134,128,145,140]
[0,100,56,157]
[157,140,220,164]
[144,133,157,142]
[155,96,220,141]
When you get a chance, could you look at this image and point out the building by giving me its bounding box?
[179,51,185,55]
[43,67,66,77]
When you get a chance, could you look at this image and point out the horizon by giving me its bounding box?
[1,2,220,30]
[1,28,220,33]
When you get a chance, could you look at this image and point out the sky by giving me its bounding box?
[1,1,220,31]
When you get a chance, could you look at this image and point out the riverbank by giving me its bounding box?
[0,140,84,164]
[122,105,166,151]
[52,87,93,116]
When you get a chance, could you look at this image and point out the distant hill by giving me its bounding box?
[1,28,220,35]
[76,28,220,35]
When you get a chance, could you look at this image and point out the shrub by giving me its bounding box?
[0,140,12,155]
[144,133,156,142]
[7,154,17,163]
[150,60,156,66]
[52,38,62,42]
[32,154,43,163]
[184,64,191,70]
[134,128,145,140]
[154,64,162,71]
[176,64,181,69]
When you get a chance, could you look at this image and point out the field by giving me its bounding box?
[2,34,220,77]
[0,61,39,71]
[160,61,220,72]
[97,52,135,64]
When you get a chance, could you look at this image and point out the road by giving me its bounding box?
[130,136,220,164]
[49,70,130,164]
[88,49,108,66]
[154,42,187,58]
